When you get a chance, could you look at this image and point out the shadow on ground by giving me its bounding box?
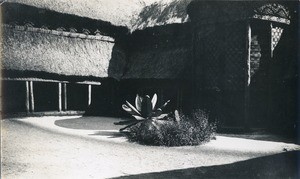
[89,131,124,138]
[112,151,300,179]
[54,116,122,130]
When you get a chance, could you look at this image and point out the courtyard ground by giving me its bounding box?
[1,116,300,178]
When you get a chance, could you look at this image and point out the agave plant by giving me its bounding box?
[114,93,170,131]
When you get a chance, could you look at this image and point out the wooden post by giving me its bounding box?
[88,84,92,106]
[63,83,67,111]
[266,22,273,128]
[25,81,30,113]
[244,23,251,130]
[29,81,34,112]
[58,83,62,112]
[270,23,274,58]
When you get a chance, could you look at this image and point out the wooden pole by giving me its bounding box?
[270,23,273,58]
[63,83,67,111]
[58,83,62,112]
[25,81,30,113]
[29,81,34,112]
[244,22,251,130]
[88,84,92,106]
[266,22,273,128]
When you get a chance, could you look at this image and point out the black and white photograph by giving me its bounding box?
[0,0,299,178]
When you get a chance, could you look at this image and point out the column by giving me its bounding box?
[88,84,92,106]
[25,81,30,113]
[63,83,67,111]
[29,81,34,112]
[244,23,251,130]
[58,83,62,112]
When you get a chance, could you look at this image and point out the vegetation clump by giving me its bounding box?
[115,94,216,146]
[126,109,216,146]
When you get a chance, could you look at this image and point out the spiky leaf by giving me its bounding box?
[132,115,145,120]
[126,101,141,115]
[135,94,142,112]
[151,93,157,110]
[160,100,170,110]
[122,104,140,116]
[174,110,181,122]
[152,113,168,120]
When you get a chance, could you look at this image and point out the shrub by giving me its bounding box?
[125,109,217,146]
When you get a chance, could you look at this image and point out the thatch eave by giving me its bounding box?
[1,2,130,38]
[2,26,119,79]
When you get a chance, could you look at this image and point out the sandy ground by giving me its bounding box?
[1,116,300,179]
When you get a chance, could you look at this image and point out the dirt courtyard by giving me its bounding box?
[1,116,299,178]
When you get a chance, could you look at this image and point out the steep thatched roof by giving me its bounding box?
[2,25,125,79]
[4,0,158,29]
[2,2,129,37]
[131,0,192,31]
[4,0,192,31]
[122,23,193,79]
[122,48,192,79]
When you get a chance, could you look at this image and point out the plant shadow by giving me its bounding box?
[54,116,123,130]
[89,130,124,138]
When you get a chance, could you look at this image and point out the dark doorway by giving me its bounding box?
[34,82,59,112]
[67,83,88,111]
[2,81,27,113]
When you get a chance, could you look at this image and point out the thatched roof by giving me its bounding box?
[131,0,192,31]
[5,1,294,32]
[122,23,193,79]
[4,0,158,30]
[2,25,125,79]
[2,2,129,37]
[4,0,191,31]
[5,0,148,28]
[122,48,192,79]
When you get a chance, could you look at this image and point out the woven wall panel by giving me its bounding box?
[198,22,246,91]
[223,23,246,90]
[200,27,222,90]
[195,22,247,127]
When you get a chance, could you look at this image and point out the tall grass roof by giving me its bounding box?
[122,23,193,79]
[2,2,129,37]
[4,0,192,31]
[2,25,125,79]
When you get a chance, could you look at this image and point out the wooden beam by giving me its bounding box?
[29,81,34,112]
[58,83,62,112]
[25,81,30,113]
[88,84,92,106]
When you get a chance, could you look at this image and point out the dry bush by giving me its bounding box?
[126,110,217,146]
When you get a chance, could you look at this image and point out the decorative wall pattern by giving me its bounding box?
[4,24,114,42]
[253,3,290,24]
[271,25,283,53]
[250,35,261,77]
